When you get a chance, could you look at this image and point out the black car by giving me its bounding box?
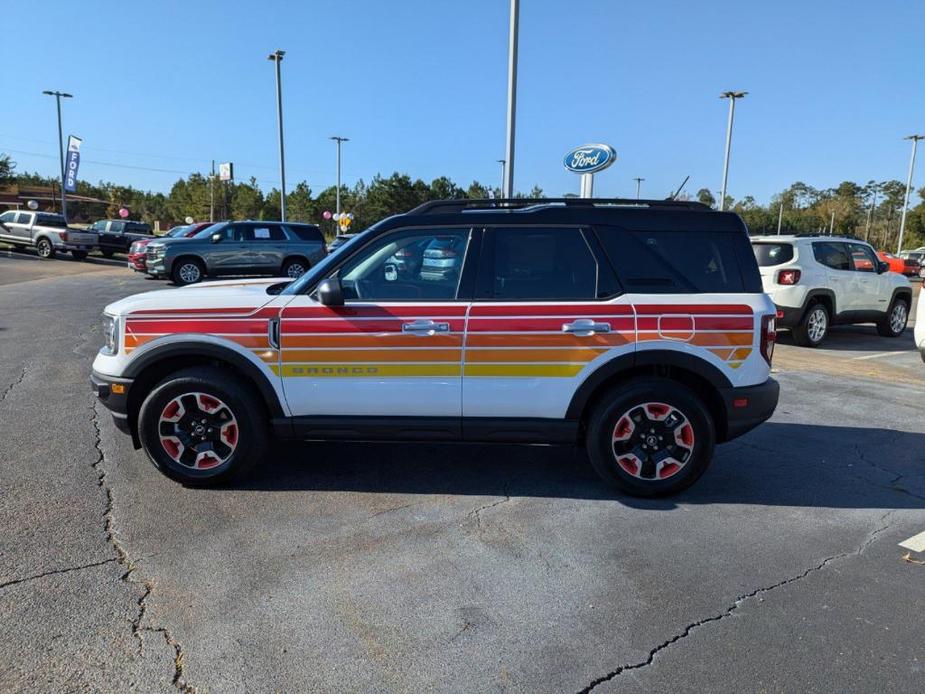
[89,219,154,257]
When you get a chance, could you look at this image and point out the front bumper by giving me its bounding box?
[718,377,780,442]
[90,370,134,438]
[127,253,147,271]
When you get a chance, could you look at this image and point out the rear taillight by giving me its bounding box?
[760,315,776,366]
[431,249,458,258]
[777,269,801,285]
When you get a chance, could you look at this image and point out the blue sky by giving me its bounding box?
[2,0,923,203]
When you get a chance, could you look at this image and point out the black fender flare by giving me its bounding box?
[123,340,285,417]
[565,350,733,421]
[888,285,913,309]
[801,288,838,318]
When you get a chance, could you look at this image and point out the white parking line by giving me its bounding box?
[850,351,909,361]
[898,530,925,553]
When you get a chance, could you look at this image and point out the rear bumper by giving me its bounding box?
[90,370,134,438]
[774,304,804,329]
[718,377,780,442]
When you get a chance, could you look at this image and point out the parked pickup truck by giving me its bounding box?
[0,210,98,259]
[89,219,154,257]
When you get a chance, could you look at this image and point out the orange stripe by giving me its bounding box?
[281,334,463,348]
[465,333,632,348]
[465,348,606,362]
[281,348,461,362]
[637,332,752,346]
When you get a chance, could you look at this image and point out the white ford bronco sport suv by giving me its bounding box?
[752,235,912,347]
[91,198,779,496]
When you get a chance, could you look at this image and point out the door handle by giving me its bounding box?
[402,320,450,335]
[562,319,611,335]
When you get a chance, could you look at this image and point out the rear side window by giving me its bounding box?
[599,230,745,293]
[287,224,323,242]
[752,242,794,266]
[812,242,850,270]
[481,227,603,301]
[243,225,286,241]
[35,213,67,228]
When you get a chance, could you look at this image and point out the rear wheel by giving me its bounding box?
[282,257,309,278]
[100,249,114,258]
[877,298,908,337]
[171,258,204,285]
[585,378,715,497]
[36,238,55,259]
[71,250,88,260]
[792,302,828,347]
[137,367,267,485]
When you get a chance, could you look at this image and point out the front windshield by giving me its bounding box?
[193,222,227,239]
[165,225,190,238]
[281,225,376,295]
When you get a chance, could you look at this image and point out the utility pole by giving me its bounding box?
[42,90,73,221]
[267,49,287,221]
[718,91,747,211]
[330,136,349,215]
[777,202,783,234]
[503,0,519,199]
[898,134,924,254]
[497,160,506,196]
[864,188,878,242]
[210,160,215,223]
[829,210,835,235]
[633,177,645,200]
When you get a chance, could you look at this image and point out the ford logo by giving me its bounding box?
[563,144,616,174]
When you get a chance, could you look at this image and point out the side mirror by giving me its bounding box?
[317,277,344,306]
[878,261,889,274]
[211,233,223,244]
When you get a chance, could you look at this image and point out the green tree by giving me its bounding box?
[696,188,716,208]
[0,153,15,185]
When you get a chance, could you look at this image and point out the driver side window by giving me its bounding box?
[334,228,471,301]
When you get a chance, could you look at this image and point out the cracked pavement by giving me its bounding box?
[0,253,923,693]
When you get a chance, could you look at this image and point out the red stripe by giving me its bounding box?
[633,304,753,315]
[282,319,467,333]
[467,317,635,332]
[470,304,633,317]
[282,305,467,319]
[130,306,259,315]
[125,319,268,334]
[128,306,280,320]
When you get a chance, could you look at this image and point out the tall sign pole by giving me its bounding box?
[718,91,746,211]
[898,134,923,254]
[503,0,519,199]
[267,50,287,221]
[330,136,349,216]
[42,90,73,220]
[564,144,616,198]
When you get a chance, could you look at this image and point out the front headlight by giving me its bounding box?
[101,314,119,355]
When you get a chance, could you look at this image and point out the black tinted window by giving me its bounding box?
[600,230,744,293]
[812,242,850,270]
[287,224,323,242]
[848,243,878,272]
[752,242,794,266]
[35,213,67,228]
[15,212,33,224]
[486,228,599,300]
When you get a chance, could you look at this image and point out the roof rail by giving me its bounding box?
[408,198,712,215]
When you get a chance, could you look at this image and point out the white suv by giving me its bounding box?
[915,280,925,362]
[752,236,912,347]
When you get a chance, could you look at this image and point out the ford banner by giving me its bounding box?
[64,135,82,193]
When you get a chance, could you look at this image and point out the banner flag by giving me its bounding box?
[64,136,82,193]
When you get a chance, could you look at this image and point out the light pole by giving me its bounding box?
[503,0,519,199]
[267,49,287,221]
[633,177,645,200]
[330,136,349,215]
[497,160,506,196]
[898,134,924,254]
[777,202,783,234]
[718,91,747,211]
[42,90,73,220]
[864,186,879,242]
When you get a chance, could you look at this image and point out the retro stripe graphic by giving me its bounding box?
[124,302,755,378]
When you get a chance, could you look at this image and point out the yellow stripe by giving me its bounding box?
[731,348,753,361]
[278,363,461,378]
[463,363,585,378]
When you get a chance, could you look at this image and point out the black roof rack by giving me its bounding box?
[408,197,712,215]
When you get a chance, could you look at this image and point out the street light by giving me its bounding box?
[897,134,924,254]
[633,177,645,200]
[503,0,519,199]
[497,159,506,195]
[718,90,747,211]
[330,136,349,215]
[267,49,287,221]
[42,90,73,220]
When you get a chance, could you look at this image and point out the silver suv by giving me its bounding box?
[146,221,326,285]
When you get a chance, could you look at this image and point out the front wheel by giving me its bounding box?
[877,299,908,337]
[585,378,715,497]
[171,258,205,285]
[100,249,114,258]
[36,238,55,259]
[137,367,268,485]
[792,302,829,347]
[71,250,88,260]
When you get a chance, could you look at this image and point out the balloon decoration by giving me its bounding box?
[27,200,39,210]
[332,212,354,232]
[118,207,130,219]
[184,216,194,224]
[322,210,332,220]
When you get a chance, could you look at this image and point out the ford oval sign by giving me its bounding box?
[563,144,616,174]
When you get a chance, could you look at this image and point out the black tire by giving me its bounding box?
[137,367,268,486]
[791,302,829,347]
[100,249,114,258]
[171,257,205,285]
[585,378,715,497]
[71,250,88,260]
[282,257,310,279]
[877,298,909,337]
[35,237,55,259]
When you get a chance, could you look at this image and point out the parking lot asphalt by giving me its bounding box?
[1,251,923,693]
